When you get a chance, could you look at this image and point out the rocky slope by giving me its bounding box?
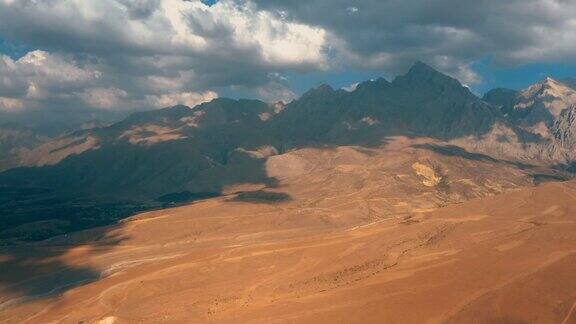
[1,99,281,198]
[481,77,576,163]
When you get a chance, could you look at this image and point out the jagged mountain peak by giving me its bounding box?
[480,76,576,156]
[407,61,438,75]
[521,77,570,96]
[401,61,457,82]
[393,61,468,94]
[515,76,576,117]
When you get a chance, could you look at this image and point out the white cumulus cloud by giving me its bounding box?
[0,0,329,117]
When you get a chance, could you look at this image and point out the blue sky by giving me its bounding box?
[472,60,576,94]
[0,38,33,59]
[284,62,576,96]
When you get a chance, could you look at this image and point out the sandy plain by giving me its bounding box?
[1,139,576,323]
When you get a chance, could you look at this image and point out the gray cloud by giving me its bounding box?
[253,0,576,84]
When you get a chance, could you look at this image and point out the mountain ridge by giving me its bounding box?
[1,62,576,242]
[7,62,576,172]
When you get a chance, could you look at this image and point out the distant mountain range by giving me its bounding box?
[2,62,576,241]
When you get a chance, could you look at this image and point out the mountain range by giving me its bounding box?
[1,61,576,241]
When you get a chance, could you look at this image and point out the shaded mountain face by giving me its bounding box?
[0,98,286,240]
[273,62,501,144]
[2,99,282,199]
[483,88,519,115]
